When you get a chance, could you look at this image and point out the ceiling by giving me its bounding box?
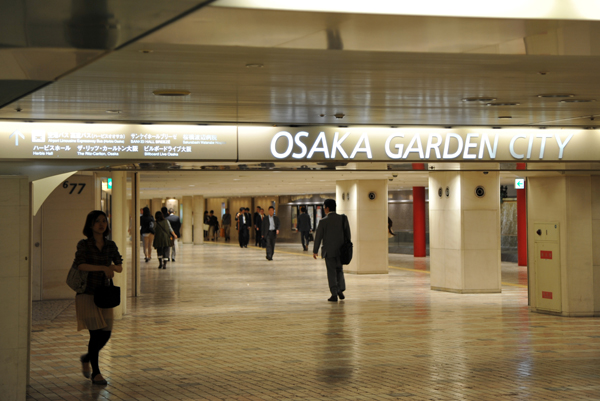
[3,2,600,196]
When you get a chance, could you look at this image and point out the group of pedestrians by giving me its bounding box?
[69,198,350,387]
[205,210,220,241]
[139,206,181,269]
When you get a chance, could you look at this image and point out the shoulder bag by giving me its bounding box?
[94,279,121,309]
[66,263,88,293]
[340,214,353,265]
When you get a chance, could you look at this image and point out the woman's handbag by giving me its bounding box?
[66,263,88,293]
[94,279,121,309]
[339,215,353,265]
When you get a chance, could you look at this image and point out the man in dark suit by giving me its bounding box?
[244,207,251,247]
[261,206,280,260]
[313,199,351,302]
[237,207,249,248]
[297,206,312,251]
[253,206,262,247]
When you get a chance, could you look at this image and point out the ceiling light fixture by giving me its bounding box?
[105,110,121,114]
[560,98,596,103]
[152,90,191,96]
[486,102,520,106]
[462,97,497,102]
[537,93,574,98]
[334,113,345,119]
[498,116,512,119]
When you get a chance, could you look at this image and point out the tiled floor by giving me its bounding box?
[28,243,600,400]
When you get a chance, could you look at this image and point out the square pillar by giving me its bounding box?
[337,179,388,274]
[182,196,194,244]
[528,175,600,317]
[192,196,204,245]
[0,176,30,401]
[429,171,501,293]
[111,171,127,319]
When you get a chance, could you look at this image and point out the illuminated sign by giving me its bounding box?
[515,178,525,189]
[238,127,595,162]
[107,178,113,189]
[0,123,237,160]
[1,123,599,163]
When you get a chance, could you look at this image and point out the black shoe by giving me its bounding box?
[158,265,162,269]
[144,257,149,263]
[91,373,107,385]
[328,296,338,302]
[171,258,175,262]
[338,292,345,300]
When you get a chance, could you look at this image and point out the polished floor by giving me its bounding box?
[28,242,600,400]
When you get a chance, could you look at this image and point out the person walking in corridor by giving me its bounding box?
[237,207,249,248]
[297,206,312,251]
[154,211,176,269]
[261,206,280,260]
[166,208,181,261]
[222,208,231,242]
[140,207,155,263]
[313,199,350,302]
[254,205,262,247]
[74,210,123,385]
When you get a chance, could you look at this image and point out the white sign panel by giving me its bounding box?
[515,178,525,189]
[0,123,237,161]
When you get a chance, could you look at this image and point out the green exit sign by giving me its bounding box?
[515,178,525,189]
[107,178,112,189]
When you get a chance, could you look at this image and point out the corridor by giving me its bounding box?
[28,243,600,400]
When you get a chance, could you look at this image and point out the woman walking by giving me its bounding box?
[140,206,155,262]
[154,211,177,269]
[74,210,123,385]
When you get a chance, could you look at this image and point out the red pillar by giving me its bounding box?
[412,163,426,257]
[516,163,527,266]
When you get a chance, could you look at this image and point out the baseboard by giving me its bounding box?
[530,308,599,317]
[344,270,389,275]
[431,286,501,294]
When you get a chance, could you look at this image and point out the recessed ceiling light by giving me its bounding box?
[245,63,264,68]
[486,102,520,106]
[152,90,191,96]
[105,110,121,114]
[560,98,596,103]
[462,97,497,102]
[498,116,513,119]
[537,93,574,98]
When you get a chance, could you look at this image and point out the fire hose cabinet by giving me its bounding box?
[533,222,561,313]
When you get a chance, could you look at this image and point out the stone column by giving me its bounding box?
[528,175,600,317]
[429,170,501,293]
[182,196,193,244]
[193,195,205,245]
[0,176,30,401]
[111,172,127,319]
[336,179,388,274]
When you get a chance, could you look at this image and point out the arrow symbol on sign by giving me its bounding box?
[9,130,24,146]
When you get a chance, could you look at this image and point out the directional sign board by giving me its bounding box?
[0,123,237,161]
[515,178,525,189]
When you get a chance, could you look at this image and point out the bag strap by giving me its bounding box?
[157,220,170,236]
[342,214,348,243]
